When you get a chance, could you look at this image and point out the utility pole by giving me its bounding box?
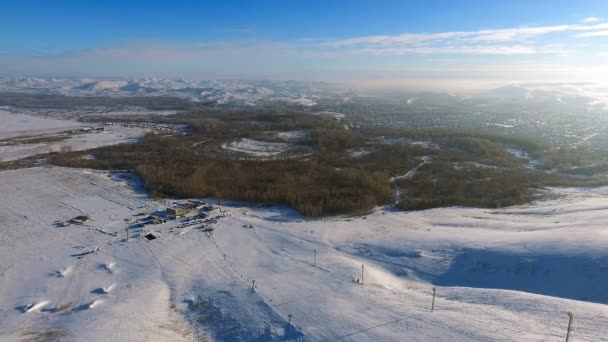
[565,312,574,342]
[288,314,293,325]
[360,265,364,285]
[431,287,436,312]
[223,253,226,261]
[313,249,316,266]
[192,318,195,342]
[125,228,129,241]
[252,280,255,290]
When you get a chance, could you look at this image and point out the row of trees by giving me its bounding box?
[397,161,538,210]
[136,160,393,216]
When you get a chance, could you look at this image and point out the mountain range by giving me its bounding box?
[0,77,343,107]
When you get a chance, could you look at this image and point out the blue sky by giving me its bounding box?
[1,0,608,89]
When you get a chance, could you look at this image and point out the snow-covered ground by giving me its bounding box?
[222,138,292,157]
[291,97,317,107]
[506,147,542,170]
[1,166,607,341]
[0,109,150,162]
[276,131,308,143]
[0,109,84,139]
[0,126,148,162]
[313,111,346,120]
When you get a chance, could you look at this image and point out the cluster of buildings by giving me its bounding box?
[129,200,222,238]
[104,121,182,135]
[166,200,219,218]
[55,200,224,240]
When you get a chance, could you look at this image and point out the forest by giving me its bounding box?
[47,108,608,216]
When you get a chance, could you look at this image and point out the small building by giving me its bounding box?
[144,215,165,225]
[200,205,219,214]
[167,207,190,218]
[144,233,157,241]
[185,200,205,209]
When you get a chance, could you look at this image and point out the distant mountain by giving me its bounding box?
[0,77,341,107]
[477,82,608,113]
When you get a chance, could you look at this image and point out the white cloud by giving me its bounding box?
[326,21,608,55]
[577,30,608,37]
[353,44,566,56]
[329,25,577,47]
[583,17,601,23]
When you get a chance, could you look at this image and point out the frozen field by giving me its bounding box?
[1,166,607,341]
[0,109,83,139]
[0,126,148,162]
[0,109,150,162]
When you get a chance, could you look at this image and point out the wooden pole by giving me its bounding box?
[361,265,364,285]
[192,319,195,342]
[252,280,255,290]
[431,287,436,312]
[125,228,129,241]
[313,249,316,266]
[565,312,574,342]
[288,314,292,325]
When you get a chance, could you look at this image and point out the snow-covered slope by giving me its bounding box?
[1,166,607,341]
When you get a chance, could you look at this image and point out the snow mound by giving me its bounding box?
[276,130,307,142]
[222,138,291,157]
[54,266,73,278]
[290,97,317,106]
[24,301,50,313]
[93,283,117,294]
[87,299,104,309]
[101,262,116,273]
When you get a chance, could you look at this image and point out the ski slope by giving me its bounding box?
[1,166,607,341]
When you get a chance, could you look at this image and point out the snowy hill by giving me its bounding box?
[1,166,607,341]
